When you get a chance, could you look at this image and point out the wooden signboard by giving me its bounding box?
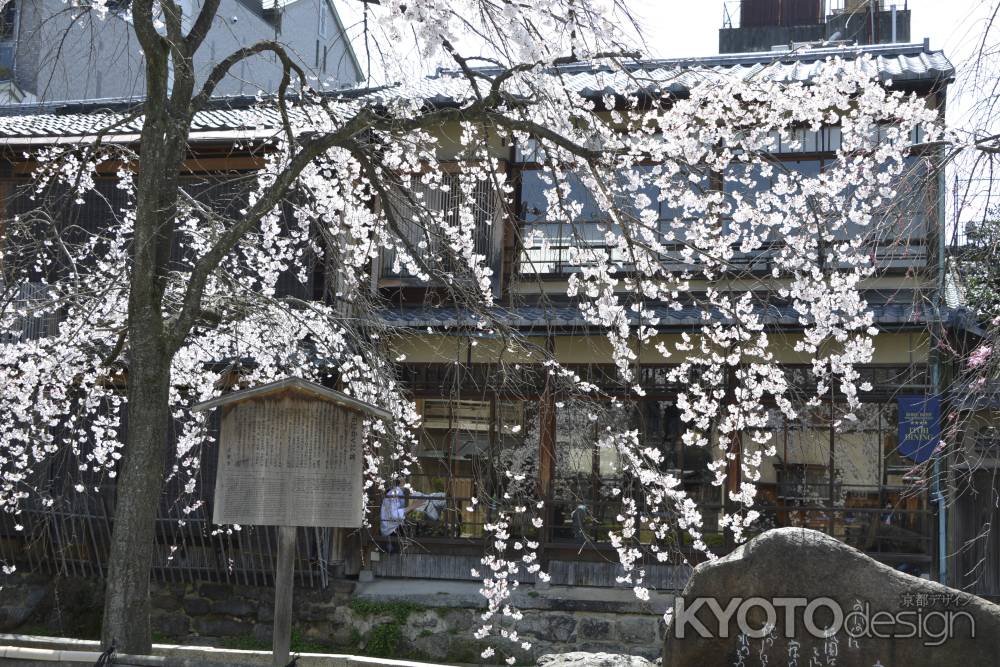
[214,396,364,527]
[193,377,390,666]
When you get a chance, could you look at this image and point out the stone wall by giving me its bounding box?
[1,573,665,664]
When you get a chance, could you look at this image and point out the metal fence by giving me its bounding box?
[0,282,57,344]
[0,492,354,589]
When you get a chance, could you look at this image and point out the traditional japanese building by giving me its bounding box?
[0,40,958,597]
[367,41,954,588]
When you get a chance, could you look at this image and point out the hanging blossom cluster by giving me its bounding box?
[501,57,943,554]
[364,56,939,651]
[0,136,427,532]
[0,0,946,657]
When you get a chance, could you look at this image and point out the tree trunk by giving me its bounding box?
[101,341,172,654]
[101,107,183,653]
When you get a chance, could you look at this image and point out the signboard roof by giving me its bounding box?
[191,376,392,421]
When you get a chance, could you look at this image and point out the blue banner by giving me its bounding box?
[897,395,941,463]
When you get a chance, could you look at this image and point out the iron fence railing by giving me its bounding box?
[0,282,57,343]
[367,483,933,567]
[1,483,932,586]
[378,174,500,282]
[0,495,356,589]
[517,231,929,276]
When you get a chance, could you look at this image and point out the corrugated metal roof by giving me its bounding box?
[0,42,953,143]
[378,301,931,332]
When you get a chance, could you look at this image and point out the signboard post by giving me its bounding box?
[194,378,391,667]
[273,525,296,667]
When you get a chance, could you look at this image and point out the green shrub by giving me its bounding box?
[348,598,424,625]
[365,622,402,658]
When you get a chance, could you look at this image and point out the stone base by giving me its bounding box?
[2,572,667,664]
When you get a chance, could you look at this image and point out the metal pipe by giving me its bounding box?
[933,96,949,585]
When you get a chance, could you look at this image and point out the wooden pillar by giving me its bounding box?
[723,368,741,553]
[330,527,344,578]
[538,384,556,497]
[828,386,837,536]
[538,337,557,499]
[273,525,296,667]
[537,336,557,552]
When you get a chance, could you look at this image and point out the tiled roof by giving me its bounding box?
[378,301,931,332]
[0,104,308,142]
[407,42,954,106]
[0,42,953,143]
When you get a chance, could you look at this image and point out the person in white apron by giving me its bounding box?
[380,478,407,552]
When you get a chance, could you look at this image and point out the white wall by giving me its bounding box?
[10,0,360,104]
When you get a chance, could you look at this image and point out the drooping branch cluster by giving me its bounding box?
[0,0,947,659]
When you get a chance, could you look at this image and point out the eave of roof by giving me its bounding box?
[377,301,934,333]
[191,376,392,419]
[0,42,954,146]
[409,41,954,105]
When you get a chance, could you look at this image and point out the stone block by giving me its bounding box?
[576,617,614,642]
[159,583,187,597]
[209,598,257,617]
[197,583,233,600]
[194,616,252,637]
[517,612,576,643]
[182,597,211,616]
[547,614,578,642]
[150,594,181,612]
[150,612,189,638]
[298,601,338,622]
[253,623,274,644]
[537,652,656,667]
[0,583,47,632]
[300,621,333,642]
[440,608,476,633]
[616,616,658,644]
[405,633,452,661]
[406,610,444,632]
[330,623,357,648]
[257,605,274,623]
[331,579,356,596]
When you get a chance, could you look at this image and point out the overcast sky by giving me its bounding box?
[336,1,994,125]
[625,1,988,59]
[333,1,998,222]
[624,1,993,125]
[618,0,999,233]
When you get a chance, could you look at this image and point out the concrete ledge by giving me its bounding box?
[0,635,457,667]
[355,580,674,616]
